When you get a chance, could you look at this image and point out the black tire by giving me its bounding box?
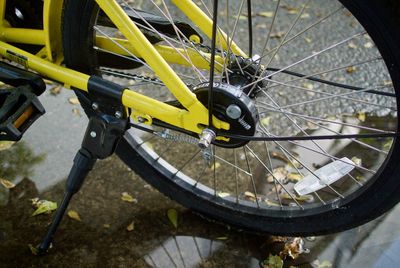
[62,0,400,235]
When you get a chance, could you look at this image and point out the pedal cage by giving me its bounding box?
[0,85,45,141]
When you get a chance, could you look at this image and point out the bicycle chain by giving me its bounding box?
[100,41,224,87]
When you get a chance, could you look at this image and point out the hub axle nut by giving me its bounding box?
[198,129,216,149]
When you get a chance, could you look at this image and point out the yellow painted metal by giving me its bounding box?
[0,40,90,91]
[0,28,45,45]
[95,0,229,132]
[95,36,224,71]
[0,1,6,27]
[172,0,247,57]
[43,0,64,62]
[122,89,228,134]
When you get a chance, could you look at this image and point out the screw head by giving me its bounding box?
[226,104,242,120]
[115,111,123,119]
[92,102,99,110]
[90,131,97,138]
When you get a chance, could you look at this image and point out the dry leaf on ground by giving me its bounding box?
[167,208,178,228]
[0,178,15,189]
[31,200,57,216]
[67,210,82,221]
[68,97,80,105]
[121,192,137,203]
[126,221,135,232]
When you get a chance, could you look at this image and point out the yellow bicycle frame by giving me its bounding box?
[0,0,247,134]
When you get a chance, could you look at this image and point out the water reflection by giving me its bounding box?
[0,141,44,206]
[0,158,400,267]
[144,236,223,268]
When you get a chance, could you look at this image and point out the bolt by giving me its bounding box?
[198,129,216,149]
[90,131,97,138]
[251,54,261,63]
[226,104,242,120]
[137,117,146,123]
[115,111,123,119]
[92,102,99,110]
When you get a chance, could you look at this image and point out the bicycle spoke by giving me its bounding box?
[242,31,367,90]
[243,146,260,208]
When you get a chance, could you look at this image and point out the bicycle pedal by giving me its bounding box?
[0,85,45,141]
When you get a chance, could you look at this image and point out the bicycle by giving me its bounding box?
[1,0,400,254]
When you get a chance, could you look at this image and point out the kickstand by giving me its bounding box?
[37,113,128,255]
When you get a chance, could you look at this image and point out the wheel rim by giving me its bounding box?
[89,0,398,217]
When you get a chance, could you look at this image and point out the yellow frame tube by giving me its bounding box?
[171,0,247,57]
[95,0,229,132]
[0,40,89,91]
[0,0,232,134]
[95,36,224,71]
[0,28,46,45]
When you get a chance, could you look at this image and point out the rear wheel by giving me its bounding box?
[63,0,400,235]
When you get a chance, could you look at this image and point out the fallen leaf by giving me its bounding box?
[281,193,314,203]
[217,192,230,198]
[216,236,228,240]
[0,178,15,189]
[0,141,15,151]
[126,221,135,232]
[32,200,57,216]
[28,244,38,255]
[318,260,333,268]
[384,140,393,151]
[68,97,80,105]
[351,156,362,167]
[211,162,221,170]
[262,254,283,268]
[121,192,137,203]
[304,37,312,43]
[103,224,110,228]
[257,11,274,18]
[72,108,82,117]
[357,112,366,122]
[306,121,319,130]
[270,31,285,39]
[67,210,82,221]
[267,167,288,183]
[305,236,316,242]
[348,42,358,49]
[287,173,302,182]
[261,117,271,127]
[265,199,280,206]
[236,15,247,20]
[282,5,300,14]
[383,81,393,86]
[167,208,178,228]
[364,42,373,48]
[50,85,62,96]
[300,13,310,19]
[279,237,305,260]
[270,236,289,243]
[346,66,356,74]
[244,191,257,201]
[302,83,314,90]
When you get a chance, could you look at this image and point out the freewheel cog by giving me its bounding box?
[193,82,258,148]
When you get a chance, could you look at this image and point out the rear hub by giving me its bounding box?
[193,82,258,148]
[223,56,268,98]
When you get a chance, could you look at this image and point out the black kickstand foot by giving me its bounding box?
[36,113,128,254]
[37,148,96,255]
